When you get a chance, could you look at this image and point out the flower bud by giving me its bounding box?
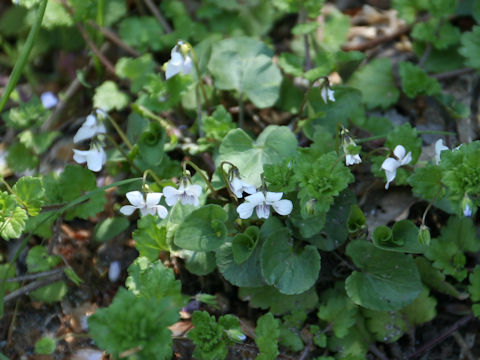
[461,196,473,217]
[418,225,431,246]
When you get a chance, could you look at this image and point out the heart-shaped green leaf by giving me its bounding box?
[261,231,320,295]
[345,240,422,311]
[174,204,228,251]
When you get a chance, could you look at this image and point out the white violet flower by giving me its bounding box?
[345,153,362,166]
[119,191,168,218]
[165,42,193,80]
[163,183,202,207]
[321,87,335,103]
[381,145,412,190]
[73,145,106,172]
[237,191,293,219]
[229,176,256,198]
[434,139,449,164]
[74,113,107,143]
[40,91,58,109]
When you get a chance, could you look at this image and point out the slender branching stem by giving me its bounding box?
[103,134,141,174]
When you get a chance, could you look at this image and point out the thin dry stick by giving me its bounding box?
[407,314,474,359]
[4,270,65,304]
[143,0,172,33]
[5,267,64,283]
[86,20,141,57]
[431,67,476,80]
[452,331,475,360]
[369,344,389,360]
[60,0,116,75]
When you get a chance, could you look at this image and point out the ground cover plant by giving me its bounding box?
[0,0,480,358]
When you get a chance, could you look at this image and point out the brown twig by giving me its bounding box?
[407,314,474,359]
[369,343,389,360]
[4,270,65,304]
[5,267,64,283]
[430,67,476,80]
[86,20,141,57]
[60,0,116,75]
[342,24,413,52]
[452,331,475,360]
[143,0,172,33]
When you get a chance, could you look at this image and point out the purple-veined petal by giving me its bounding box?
[119,205,137,216]
[230,177,244,198]
[255,204,270,219]
[126,191,145,208]
[186,184,202,198]
[272,199,293,216]
[140,206,156,216]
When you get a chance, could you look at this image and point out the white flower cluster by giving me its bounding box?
[72,110,107,172]
[120,169,293,221]
[229,172,293,220]
[120,180,203,219]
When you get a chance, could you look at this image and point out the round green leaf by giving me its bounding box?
[345,240,422,311]
[216,241,265,288]
[34,336,56,355]
[184,251,217,276]
[174,205,228,251]
[214,126,297,187]
[261,231,320,295]
[208,37,282,108]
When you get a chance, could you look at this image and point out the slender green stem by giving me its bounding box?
[105,114,132,149]
[96,0,106,27]
[0,178,29,211]
[220,161,237,200]
[355,134,386,144]
[291,77,322,132]
[0,0,48,112]
[357,130,456,144]
[142,169,163,189]
[103,134,142,174]
[0,177,140,317]
[184,160,216,195]
[363,146,390,160]
[132,104,176,134]
[421,186,443,225]
[418,130,456,136]
[238,93,245,129]
[189,47,210,111]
